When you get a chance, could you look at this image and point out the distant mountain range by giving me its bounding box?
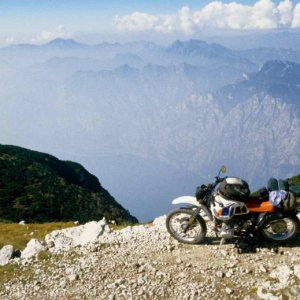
[215,60,300,110]
[0,38,300,221]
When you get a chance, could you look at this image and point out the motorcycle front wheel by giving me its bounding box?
[166,208,207,244]
[261,216,300,244]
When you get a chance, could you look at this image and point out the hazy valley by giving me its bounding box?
[1,36,300,221]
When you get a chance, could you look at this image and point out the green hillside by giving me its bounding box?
[0,145,138,224]
[289,174,300,186]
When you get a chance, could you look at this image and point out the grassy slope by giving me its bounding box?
[0,222,75,250]
[289,174,300,186]
[0,221,76,286]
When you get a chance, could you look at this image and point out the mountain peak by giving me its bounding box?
[167,39,229,57]
[260,60,298,72]
[169,39,208,50]
[115,64,136,73]
[45,38,85,48]
[256,60,300,83]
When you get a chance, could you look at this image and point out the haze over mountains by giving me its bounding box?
[1,35,300,221]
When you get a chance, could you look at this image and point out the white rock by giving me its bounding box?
[0,245,14,266]
[45,219,107,252]
[176,258,182,264]
[257,287,281,300]
[270,265,292,285]
[68,274,79,282]
[225,269,234,278]
[59,279,67,288]
[152,215,166,228]
[259,265,267,273]
[21,239,45,259]
[294,264,300,279]
[216,271,224,278]
[114,279,125,286]
[104,225,112,233]
[19,220,26,225]
[65,267,75,275]
[289,286,300,296]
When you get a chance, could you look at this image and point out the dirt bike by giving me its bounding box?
[166,166,300,245]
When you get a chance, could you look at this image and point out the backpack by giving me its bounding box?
[268,178,289,192]
[283,192,297,211]
[278,179,289,191]
[267,178,279,191]
[289,185,300,197]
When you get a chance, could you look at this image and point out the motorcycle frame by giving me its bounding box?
[172,196,299,235]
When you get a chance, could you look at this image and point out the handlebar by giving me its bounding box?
[212,176,227,188]
[195,176,227,201]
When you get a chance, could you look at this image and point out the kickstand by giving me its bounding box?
[219,238,226,246]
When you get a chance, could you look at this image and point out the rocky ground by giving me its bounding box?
[1,216,300,300]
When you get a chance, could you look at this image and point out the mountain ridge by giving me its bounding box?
[0,144,138,224]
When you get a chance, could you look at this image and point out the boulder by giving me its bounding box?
[21,239,45,260]
[257,287,281,300]
[45,218,107,252]
[294,264,300,279]
[0,245,14,266]
[270,265,292,285]
[152,215,166,228]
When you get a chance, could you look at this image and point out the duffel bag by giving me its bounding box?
[283,192,297,211]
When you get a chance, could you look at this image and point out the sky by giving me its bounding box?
[0,0,300,45]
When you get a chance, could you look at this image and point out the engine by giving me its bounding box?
[218,218,253,238]
[212,194,250,239]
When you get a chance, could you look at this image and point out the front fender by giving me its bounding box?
[172,196,213,221]
[172,196,200,207]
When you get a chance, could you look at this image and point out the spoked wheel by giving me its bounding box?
[261,216,300,243]
[166,208,207,244]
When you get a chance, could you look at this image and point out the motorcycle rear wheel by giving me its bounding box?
[261,216,299,244]
[166,208,207,244]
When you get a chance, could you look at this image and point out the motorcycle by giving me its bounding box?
[166,166,300,245]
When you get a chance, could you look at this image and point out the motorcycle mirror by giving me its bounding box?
[220,165,226,173]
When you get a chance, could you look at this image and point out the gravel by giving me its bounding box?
[0,215,300,300]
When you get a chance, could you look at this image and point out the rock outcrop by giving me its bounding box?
[0,245,14,266]
[45,218,108,252]
[21,239,45,260]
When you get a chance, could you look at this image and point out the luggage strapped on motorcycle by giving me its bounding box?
[267,178,297,211]
[218,177,250,201]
